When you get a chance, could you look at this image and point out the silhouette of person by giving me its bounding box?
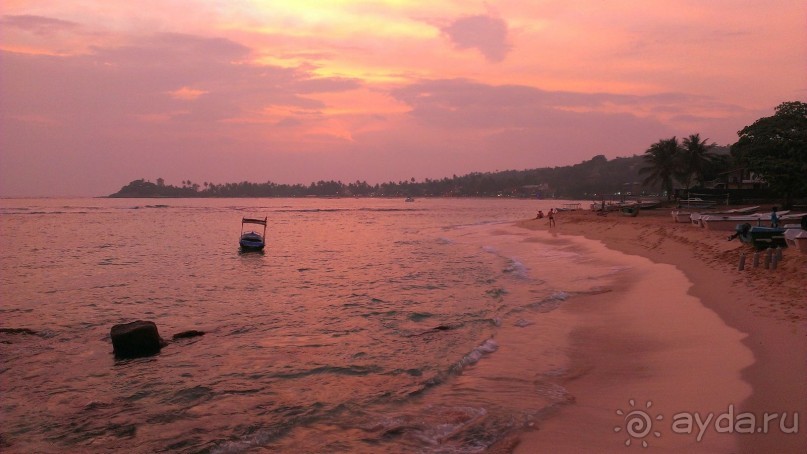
[548,209,556,227]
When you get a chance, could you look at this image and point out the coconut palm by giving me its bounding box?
[639,137,680,200]
[679,134,717,191]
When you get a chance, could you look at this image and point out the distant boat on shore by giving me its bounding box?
[620,205,639,217]
[678,198,718,209]
[784,226,807,253]
[557,203,582,211]
[591,199,659,213]
[701,210,799,231]
[636,200,662,209]
[672,205,760,225]
[783,217,807,253]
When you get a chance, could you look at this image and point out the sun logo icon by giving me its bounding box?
[614,399,663,447]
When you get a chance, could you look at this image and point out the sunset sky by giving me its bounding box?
[1,1,805,196]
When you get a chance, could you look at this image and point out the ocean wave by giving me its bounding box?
[269,207,426,213]
[210,425,290,454]
[452,339,499,374]
[526,291,570,313]
[502,258,529,279]
[271,364,383,380]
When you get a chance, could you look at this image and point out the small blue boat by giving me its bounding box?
[734,223,787,250]
[239,217,267,251]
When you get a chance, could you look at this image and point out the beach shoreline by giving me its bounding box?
[512,207,806,453]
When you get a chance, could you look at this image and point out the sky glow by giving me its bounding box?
[1,0,805,196]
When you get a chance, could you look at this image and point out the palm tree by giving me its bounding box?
[679,134,716,192]
[639,137,680,200]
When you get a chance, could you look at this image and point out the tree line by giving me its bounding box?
[110,101,807,207]
[639,101,806,208]
[109,156,660,199]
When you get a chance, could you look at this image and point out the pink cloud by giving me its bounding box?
[441,14,511,62]
[1,1,802,197]
[0,14,79,36]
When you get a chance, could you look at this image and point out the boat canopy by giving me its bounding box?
[240,216,268,238]
[242,217,267,226]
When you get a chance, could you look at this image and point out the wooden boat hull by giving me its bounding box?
[703,216,766,231]
[678,198,717,209]
[795,237,807,254]
[785,228,807,253]
[637,200,661,209]
[671,210,692,223]
[239,232,265,251]
[621,206,639,217]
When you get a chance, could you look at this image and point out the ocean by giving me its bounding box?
[1,197,630,453]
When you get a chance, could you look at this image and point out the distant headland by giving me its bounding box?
[109,154,666,199]
[108,101,806,208]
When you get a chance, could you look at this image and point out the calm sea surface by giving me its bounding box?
[1,197,626,453]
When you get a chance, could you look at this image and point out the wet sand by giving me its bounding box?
[513,207,806,453]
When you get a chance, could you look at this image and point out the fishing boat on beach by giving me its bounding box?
[636,199,662,209]
[590,201,630,212]
[678,197,718,209]
[671,210,694,223]
[732,223,788,250]
[784,215,807,254]
[702,213,777,231]
[793,234,807,254]
[703,210,807,231]
[673,205,760,226]
[620,205,639,217]
[557,203,582,211]
[239,217,267,251]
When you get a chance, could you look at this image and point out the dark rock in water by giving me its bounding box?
[110,320,166,359]
[408,324,457,337]
[0,328,38,335]
[172,330,205,340]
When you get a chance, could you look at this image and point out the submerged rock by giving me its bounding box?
[172,330,205,340]
[110,320,166,359]
[0,328,38,335]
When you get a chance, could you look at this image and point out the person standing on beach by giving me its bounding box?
[770,206,779,228]
[548,208,556,227]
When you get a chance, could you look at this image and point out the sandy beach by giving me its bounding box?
[512,206,806,453]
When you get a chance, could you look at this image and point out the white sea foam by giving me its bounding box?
[503,258,529,279]
[453,339,499,373]
[527,291,570,313]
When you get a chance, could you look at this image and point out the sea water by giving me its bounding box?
[1,197,627,453]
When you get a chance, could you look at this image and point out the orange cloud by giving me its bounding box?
[0,0,804,196]
[167,87,208,101]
